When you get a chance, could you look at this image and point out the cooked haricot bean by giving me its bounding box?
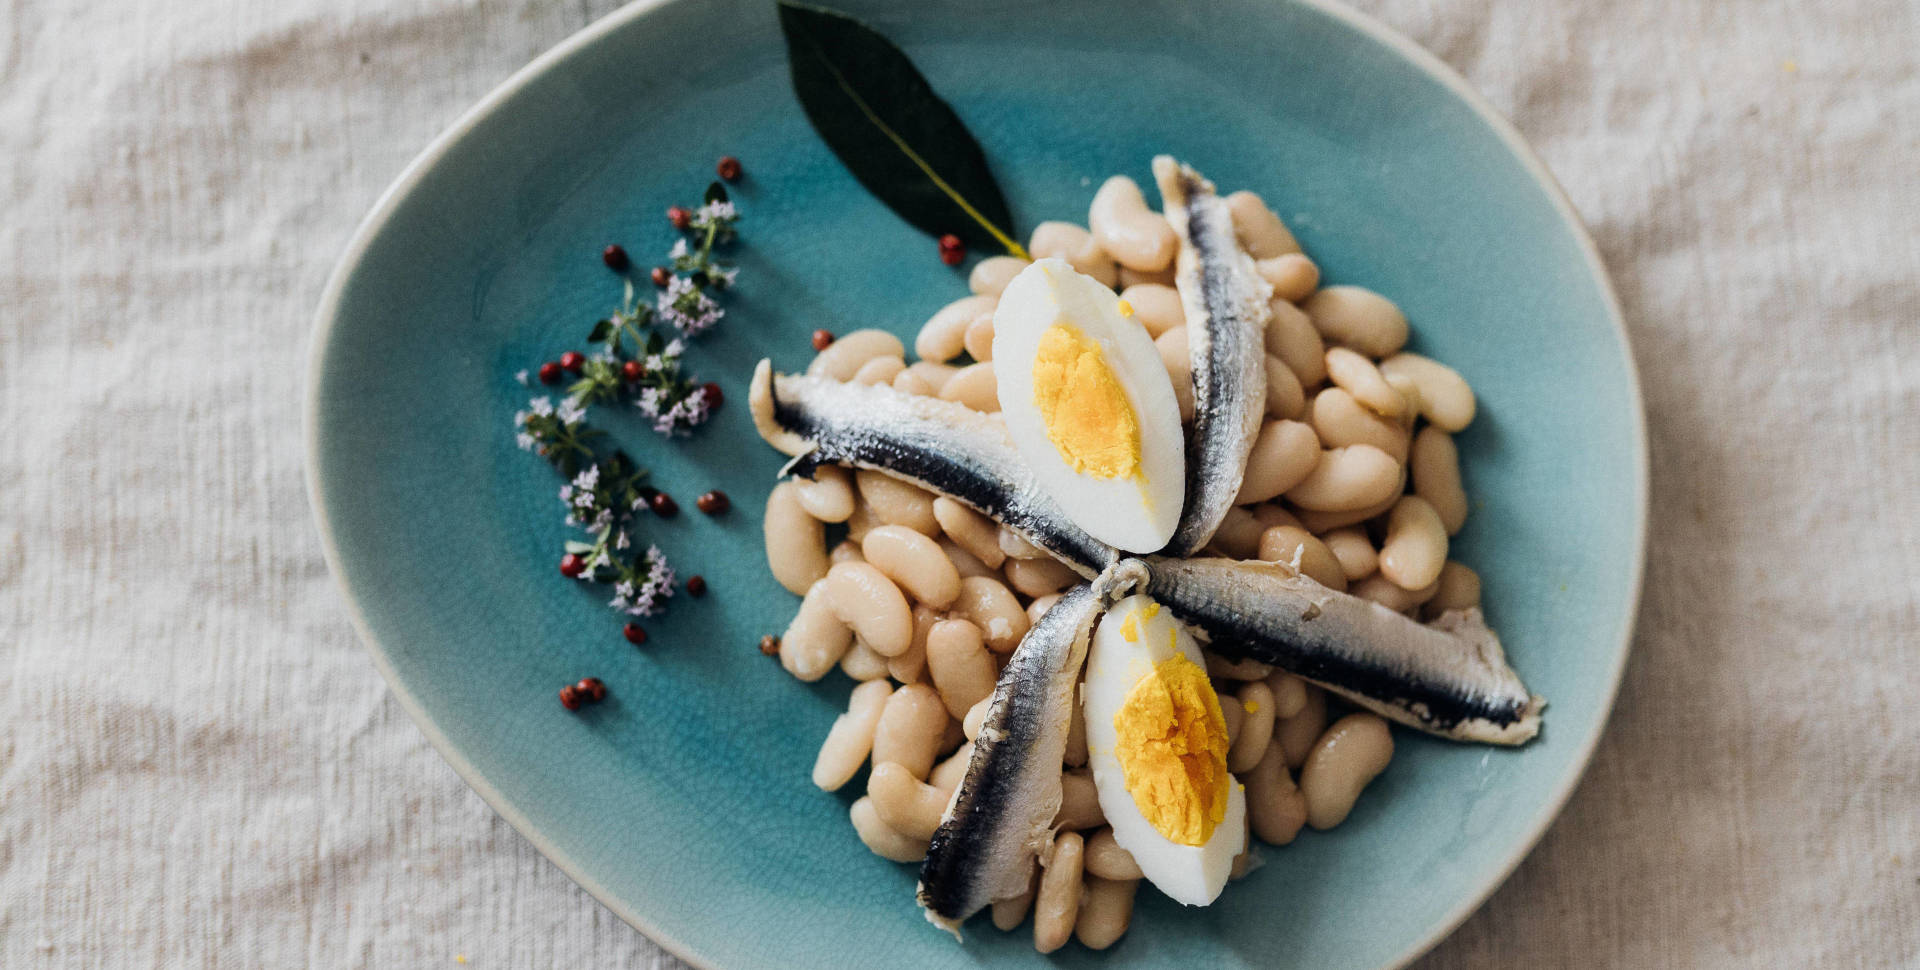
[888,605,938,683]
[1120,283,1185,337]
[931,497,1007,569]
[1321,525,1380,581]
[852,355,906,387]
[853,470,940,536]
[931,741,974,793]
[1310,386,1410,462]
[850,795,928,863]
[1266,671,1309,720]
[991,862,1039,931]
[963,695,992,741]
[1380,352,1476,432]
[1227,681,1277,773]
[1219,689,1244,747]
[869,761,951,841]
[1029,221,1118,288]
[1244,742,1308,845]
[938,716,967,757]
[1383,371,1422,432]
[1265,299,1327,388]
[813,679,894,791]
[1235,419,1322,505]
[839,639,890,680]
[952,576,1030,653]
[1410,427,1468,536]
[764,481,829,595]
[1075,876,1139,951]
[963,312,996,362]
[828,539,864,565]
[1303,285,1409,358]
[1064,690,1088,767]
[808,328,907,381]
[1256,253,1320,303]
[926,618,996,719]
[1290,485,1402,532]
[790,465,854,523]
[1425,561,1483,618]
[873,683,949,779]
[1301,713,1393,829]
[823,561,913,657]
[1025,592,1063,625]
[1206,653,1274,681]
[1155,325,1196,422]
[1089,175,1178,272]
[1117,263,1176,288]
[843,501,880,543]
[1352,572,1440,612]
[780,581,853,682]
[1284,444,1402,512]
[997,526,1047,561]
[1208,506,1264,559]
[1264,355,1306,420]
[906,360,960,395]
[1378,495,1448,590]
[862,525,961,609]
[938,537,997,579]
[1325,347,1406,418]
[1004,555,1079,598]
[1250,502,1303,532]
[1276,684,1327,769]
[1258,524,1346,591]
[969,255,1031,298]
[1032,831,1085,954]
[1229,814,1258,880]
[1225,190,1301,259]
[916,294,997,363]
[938,361,1000,412]
[1083,828,1144,881]
[891,368,935,397]
[1055,769,1105,830]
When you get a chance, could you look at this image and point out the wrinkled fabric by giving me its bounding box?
[0,0,1913,967]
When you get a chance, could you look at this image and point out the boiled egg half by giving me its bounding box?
[994,258,1185,553]
[1082,593,1246,906]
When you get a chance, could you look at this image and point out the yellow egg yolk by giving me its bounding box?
[1030,324,1140,480]
[1111,652,1230,846]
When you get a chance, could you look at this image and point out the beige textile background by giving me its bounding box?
[2,0,1916,966]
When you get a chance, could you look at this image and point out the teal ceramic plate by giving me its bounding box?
[308,0,1645,966]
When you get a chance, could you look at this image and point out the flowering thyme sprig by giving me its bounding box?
[658,183,739,337]
[518,410,676,617]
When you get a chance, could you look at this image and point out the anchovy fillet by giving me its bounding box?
[749,360,1116,576]
[1154,156,1272,557]
[1129,558,1543,744]
[916,576,1117,934]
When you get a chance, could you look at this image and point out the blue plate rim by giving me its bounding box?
[304,1,1649,966]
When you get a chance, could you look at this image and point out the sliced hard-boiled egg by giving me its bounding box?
[993,258,1185,553]
[1082,593,1247,906]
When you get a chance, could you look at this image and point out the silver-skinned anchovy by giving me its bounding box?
[1153,156,1271,557]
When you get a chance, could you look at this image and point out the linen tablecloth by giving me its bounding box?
[3,0,1915,966]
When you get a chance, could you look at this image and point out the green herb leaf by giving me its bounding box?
[588,318,613,343]
[704,181,729,205]
[777,1,1027,258]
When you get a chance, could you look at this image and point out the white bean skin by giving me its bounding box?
[872,683,949,779]
[916,295,997,363]
[822,561,914,657]
[953,576,1031,653]
[1284,444,1403,512]
[1266,299,1328,388]
[828,539,865,565]
[1264,355,1306,420]
[1325,347,1407,418]
[853,470,940,536]
[1257,253,1320,303]
[861,525,961,609]
[1352,572,1440,612]
[852,355,906,386]
[1055,770,1105,830]
[1310,386,1410,462]
[997,526,1047,561]
[969,256,1031,298]
[1219,691,1244,747]
[812,679,894,791]
[839,639,890,680]
[1029,221,1118,288]
[1276,684,1327,769]
[1410,427,1469,535]
[1290,485,1402,532]
[1004,555,1079,598]
[869,761,951,841]
[780,581,853,682]
[1301,713,1394,829]
[1378,496,1448,590]
[1206,653,1274,681]
[1083,828,1144,881]
[888,605,939,684]
[808,328,907,381]
[790,465,855,523]
[1033,831,1086,954]
[991,862,1039,931]
[1116,263,1176,288]
[1207,506,1265,559]
[1303,286,1409,358]
[963,312,996,362]
[906,360,960,395]
[1089,175,1178,272]
[937,361,1000,412]
[1266,672,1309,720]
[931,497,1007,569]
[962,695,992,741]
[850,796,928,863]
[926,619,996,719]
[1322,525,1380,581]
[891,369,935,396]
[1425,561,1483,617]
[1251,502,1303,532]
[843,501,881,543]
[1235,419,1323,504]
[1258,525,1346,591]
[1075,876,1139,950]
[1155,325,1196,422]
[938,717,967,757]
[1225,190,1301,258]
[1025,592,1063,626]
[1244,742,1309,846]
[1120,283,1185,337]
[1228,681,1277,773]
[1380,352,1477,432]
[939,537,997,579]
[764,481,829,595]
[931,741,974,793]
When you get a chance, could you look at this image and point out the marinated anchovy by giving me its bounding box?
[1129,557,1543,744]
[749,360,1117,575]
[916,577,1115,934]
[1153,156,1272,557]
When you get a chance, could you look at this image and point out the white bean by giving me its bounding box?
[1352,572,1440,612]
[1256,253,1319,303]
[1025,591,1063,626]
[1154,325,1195,422]
[906,360,959,395]
[1075,876,1138,950]
[1290,486,1402,532]
[779,581,852,682]
[1083,828,1144,881]
[888,605,938,684]
[991,862,1039,931]
[869,761,951,841]
[850,796,928,863]
[931,741,974,794]
[853,470,940,535]
[1266,672,1309,720]
[997,527,1047,560]
[812,680,893,791]
[1227,681,1277,773]
[1004,555,1079,598]
[1380,352,1477,431]
[1257,525,1346,591]
[1244,742,1308,846]
[962,695,992,741]
[1065,690,1088,767]
[1425,561,1483,617]
[1251,502,1303,531]
[1325,347,1406,418]
[861,525,961,609]
[1283,444,1402,512]
[1264,355,1306,420]
[1089,175,1177,272]
[1310,386,1410,462]
[1303,286,1408,358]
[1116,263,1176,288]
[790,465,854,524]
[808,328,906,381]
[931,497,1007,568]
[1207,506,1264,559]
[1119,283,1184,337]
[1029,221,1118,288]
[891,369,935,396]
[1033,831,1085,954]
[823,561,913,656]
[952,576,1029,653]
[1206,653,1274,681]
[852,354,906,386]
[1265,299,1327,388]
[926,619,996,719]
[1301,713,1393,829]
[1225,190,1301,259]
[963,312,995,362]
[1236,420,1323,505]
[916,295,996,363]
[1219,689,1244,747]
[1055,769,1105,830]
[828,539,864,565]
[968,256,1030,298]
[872,683,948,779]
[938,537,997,579]
[1410,427,1469,535]
[1378,496,1448,590]
[839,639,890,680]
[937,361,1000,412]
[1321,526,1379,581]
[1276,684,1327,769]
[764,481,829,595]
[842,501,880,543]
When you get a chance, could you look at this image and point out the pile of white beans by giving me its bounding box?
[765,174,1485,951]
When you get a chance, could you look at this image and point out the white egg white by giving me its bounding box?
[1082,593,1247,906]
[993,259,1186,553]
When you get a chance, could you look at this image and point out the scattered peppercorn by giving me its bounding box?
[716,156,742,181]
[649,492,679,517]
[701,382,724,408]
[811,329,835,351]
[558,553,586,578]
[938,233,965,266]
[667,205,692,230]
[577,677,608,703]
[648,266,671,288]
[686,575,707,597]
[538,361,562,384]
[758,634,780,656]
[623,622,648,645]
[621,359,643,382]
[601,244,629,271]
[695,490,730,515]
[559,350,585,374]
[558,684,584,710]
